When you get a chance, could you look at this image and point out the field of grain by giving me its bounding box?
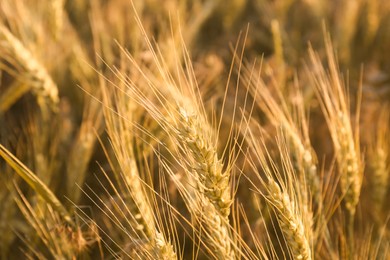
[0,0,389,259]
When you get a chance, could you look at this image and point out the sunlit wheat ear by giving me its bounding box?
[98,77,177,259]
[0,25,59,115]
[267,180,312,260]
[242,58,329,249]
[243,60,321,209]
[101,83,156,239]
[177,107,231,218]
[197,197,235,259]
[308,35,363,218]
[244,125,312,260]
[101,6,239,257]
[161,158,236,260]
[171,102,236,258]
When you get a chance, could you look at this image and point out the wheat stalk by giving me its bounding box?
[49,0,65,39]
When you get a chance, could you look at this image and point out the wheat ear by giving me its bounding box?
[0,25,59,113]
[107,6,234,256]
[245,123,312,259]
[174,105,235,259]
[243,68,321,228]
[369,108,389,214]
[197,197,235,259]
[268,179,312,260]
[177,107,231,219]
[308,35,363,218]
[100,81,176,259]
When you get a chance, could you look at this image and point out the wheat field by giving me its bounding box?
[0,0,389,259]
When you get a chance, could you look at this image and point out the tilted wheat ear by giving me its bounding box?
[0,25,59,114]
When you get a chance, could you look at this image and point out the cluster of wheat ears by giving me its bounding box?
[0,0,389,259]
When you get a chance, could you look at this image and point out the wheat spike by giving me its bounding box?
[337,112,362,216]
[178,107,231,219]
[268,179,312,260]
[243,64,321,209]
[369,109,389,214]
[308,35,363,217]
[197,197,235,260]
[0,25,59,113]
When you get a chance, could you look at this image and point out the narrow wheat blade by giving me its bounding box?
[0,81,30,113]
[0,144,73,225]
